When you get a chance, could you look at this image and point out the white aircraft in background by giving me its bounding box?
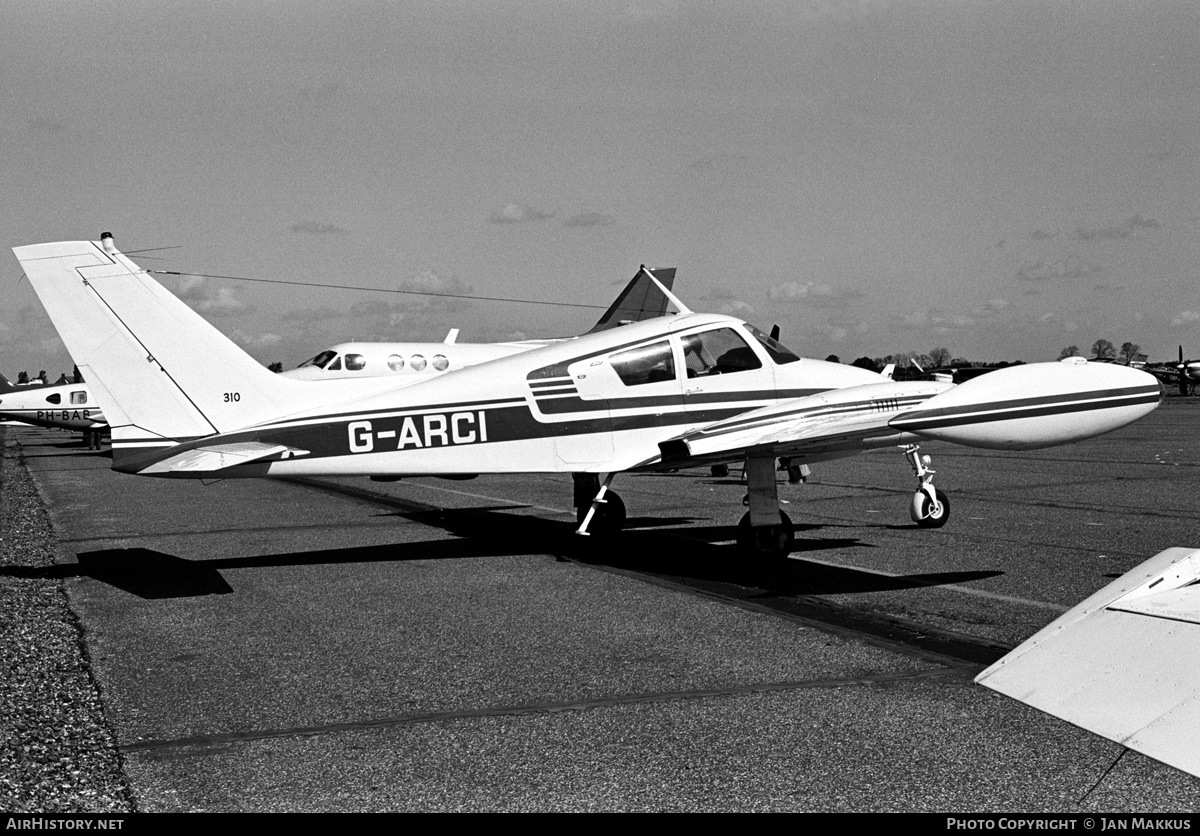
[13,234,1162,557]
[281,267,678,382]
[0,373,106,435]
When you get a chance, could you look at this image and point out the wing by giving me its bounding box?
[976,547,1200,779]
[647,380,950,470]
[647,360,1161,472]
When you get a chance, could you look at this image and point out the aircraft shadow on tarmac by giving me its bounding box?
[2,504,999,600]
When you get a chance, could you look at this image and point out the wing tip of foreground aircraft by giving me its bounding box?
[976,546,1200,780]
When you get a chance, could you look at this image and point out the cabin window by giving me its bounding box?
[610,340,676,387]
[70,391,87,404]
[344,354,366,371]
[387,355,405,372]
[745,324,800,365]
[299,350,337,369]
[681,328,762,377]
[410,354,427,371]
[45,393,62,404]
[432,355,449,371]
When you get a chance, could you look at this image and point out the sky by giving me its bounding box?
[2,0,1197,377]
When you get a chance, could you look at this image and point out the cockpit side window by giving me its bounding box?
[344,354,366,371]
[326,355,343,371]
[610,340,676,387]
[299,350,338,370]
[745,324,800,365]
[680,328,762,377]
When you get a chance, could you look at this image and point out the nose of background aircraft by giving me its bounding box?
[890,359,1163,450]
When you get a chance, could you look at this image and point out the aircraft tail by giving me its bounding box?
[12,235,329,457]
[587,266,678,333]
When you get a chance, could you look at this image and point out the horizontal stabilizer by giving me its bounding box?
[976,547,1200,778]
[140,441,309,474]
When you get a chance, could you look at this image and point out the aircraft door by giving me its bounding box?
[549,356,614,465]
[677,326,777,417]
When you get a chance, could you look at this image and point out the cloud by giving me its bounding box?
[290,221,350,236]
[489,203,554,224]
[766,281,861,308]
[1031,229,1057,241]
[175,276,251,317]
[563,212,616,228]
[1171,311,1200,328]
[230,329,282,350]
[900,309,976,334]
[1037,312,1080,332]
[1073,214,1161,241]
[698,290,755,318]
[1016,259,1101,282]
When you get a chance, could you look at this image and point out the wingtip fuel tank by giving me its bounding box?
[889,358,1163,450]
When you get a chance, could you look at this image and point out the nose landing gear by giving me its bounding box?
[903,444,949,528]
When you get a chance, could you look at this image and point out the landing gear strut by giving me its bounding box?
[738,451,794,558]
[903,444,949,528]
[574,472,626,536]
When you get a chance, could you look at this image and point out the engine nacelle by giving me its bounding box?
[889,359,1162,450]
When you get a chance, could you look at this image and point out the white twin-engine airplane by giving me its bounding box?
[280,267,678,382]
[13,235,1163,558]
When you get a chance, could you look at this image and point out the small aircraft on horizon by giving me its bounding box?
[12,234,1163,557]
[280,267,678,382]
[1143,346,1200,396]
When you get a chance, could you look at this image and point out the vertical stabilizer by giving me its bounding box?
[587,266,678,333]
[12,237,320,446]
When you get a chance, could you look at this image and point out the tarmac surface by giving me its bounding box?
[8,400,1200,812]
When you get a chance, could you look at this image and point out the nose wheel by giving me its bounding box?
[903,444,950,528]
[910,487,950,528]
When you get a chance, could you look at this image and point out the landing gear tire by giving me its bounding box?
[911,489,950,528]
[737,510,795,559]
[578,490,626,535]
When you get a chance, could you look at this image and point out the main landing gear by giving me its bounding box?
[903,444,949,528]
[737,452,794,559]
[574,472,626,536]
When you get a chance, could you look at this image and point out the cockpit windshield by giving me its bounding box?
[299,350,338,370]
[745,324,801,365]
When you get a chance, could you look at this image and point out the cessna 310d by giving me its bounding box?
[280,267,677,382]
[13,234,1163,557]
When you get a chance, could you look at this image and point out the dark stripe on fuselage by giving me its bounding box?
[893,386,1161,432]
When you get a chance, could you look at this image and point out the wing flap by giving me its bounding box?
[976,547,1200,778]
[140,441,309,474]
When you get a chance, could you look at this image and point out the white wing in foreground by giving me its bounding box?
[976,547,1200,778]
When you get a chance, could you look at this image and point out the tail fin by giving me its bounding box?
[587,266,678,333]
[11,235,328,447]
